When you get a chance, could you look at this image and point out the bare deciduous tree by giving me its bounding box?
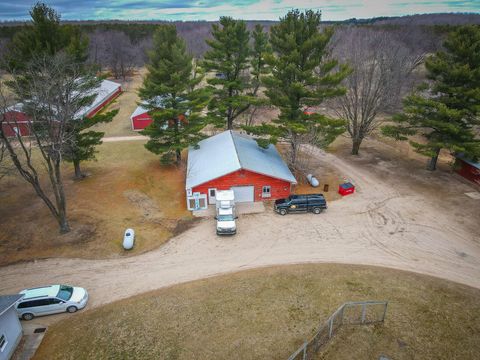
[104,31,137,80]
[87,30,140,79]
[0,136,12,180]
[0,54,97,233]
[331,27,426,155]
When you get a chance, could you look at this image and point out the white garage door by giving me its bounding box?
[231,186,254,203]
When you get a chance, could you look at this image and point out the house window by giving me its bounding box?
[0,334,7,352]
[186,194,208,211]
[262,186,271,198]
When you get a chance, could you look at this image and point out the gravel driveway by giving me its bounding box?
[1,147,479,326]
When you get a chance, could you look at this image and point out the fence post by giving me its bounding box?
[302,341,308,360]
[382,302,388,322]
[361,303,366,324]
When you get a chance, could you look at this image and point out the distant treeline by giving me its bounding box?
[0,13,479,80]
[0,12,479,42]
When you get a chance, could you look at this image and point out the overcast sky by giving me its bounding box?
[0,0,478,21]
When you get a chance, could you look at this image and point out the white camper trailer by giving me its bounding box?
[215,190,237,235]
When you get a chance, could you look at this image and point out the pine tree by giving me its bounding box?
[250,24,271,96]
[64,25,89,66]
[64,109,119,179]
[244,24,271,127]
[382,25,480,170]
[139,25,209,165]
[4,2,69,70]
[203,17,254,130]
[244,10,350,168]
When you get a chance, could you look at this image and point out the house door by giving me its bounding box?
[208,188,217,205]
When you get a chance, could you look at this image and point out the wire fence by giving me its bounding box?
[287,300,388,360]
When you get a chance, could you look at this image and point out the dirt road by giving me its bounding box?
[1,144,479,326]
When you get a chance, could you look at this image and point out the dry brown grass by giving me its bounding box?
[34,264,480,360]
[0,140,193,266]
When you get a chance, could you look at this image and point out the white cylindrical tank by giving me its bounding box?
[307,174,320,187]
[123,228,135,250]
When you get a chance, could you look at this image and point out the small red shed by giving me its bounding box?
[455,154,480,186]
[130,104,153,131]
[130,96,187,131]
[185,130,297,210]
[1,104,31,137]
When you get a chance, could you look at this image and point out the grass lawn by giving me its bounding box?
[0,140,193,266]
[34,264,480,360]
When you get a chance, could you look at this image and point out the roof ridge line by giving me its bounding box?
[230,130,243,169]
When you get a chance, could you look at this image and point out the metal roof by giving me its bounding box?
[186,130,297,189]
[78,79,121,118]
[0,294,24,317]
[130,104,149,119]
[6,79,120,120]
[5,103,24,113]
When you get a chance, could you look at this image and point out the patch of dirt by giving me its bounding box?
[123,189,164,223]
[52,222,97,245]
[172,217,202,236]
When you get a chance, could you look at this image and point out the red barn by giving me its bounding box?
[185,130,297,210]
[455,154,480,186]
[1,79,121,137]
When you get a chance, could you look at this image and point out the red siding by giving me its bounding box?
[456,159,480,185]
[131,113,186,131]
[192,169,292,202]
[1,110,32,136]
[86,87,122,118]
[132,113,153,131]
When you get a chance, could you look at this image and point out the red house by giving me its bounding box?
[455,154,480,186]
[185,130,297,210]
[1,79,121,137]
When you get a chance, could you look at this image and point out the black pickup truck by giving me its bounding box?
[274,194,327,215]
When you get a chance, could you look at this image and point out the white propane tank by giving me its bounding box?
[123,228,135,250]
[307,174,320,187]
